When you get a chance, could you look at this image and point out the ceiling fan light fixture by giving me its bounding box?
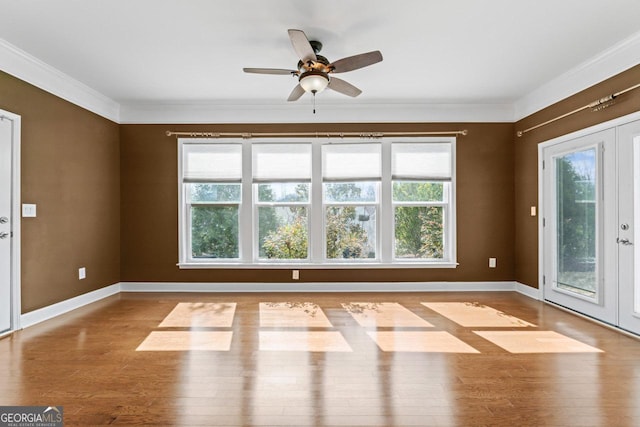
[299,71,329,94]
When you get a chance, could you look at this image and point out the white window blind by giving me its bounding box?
[253,143,312,182]
[183,143,242,182]
[392,142,451,180]
[322,143,382,181]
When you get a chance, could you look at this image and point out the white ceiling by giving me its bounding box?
[0,0,639,122]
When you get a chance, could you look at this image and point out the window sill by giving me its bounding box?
[177,262,459,269]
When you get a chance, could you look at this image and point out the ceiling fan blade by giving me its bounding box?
[329,51,383,73]
[288,29,317,64]
[287,84,306,102]
[243,68,298,75]
[327,77,362,97]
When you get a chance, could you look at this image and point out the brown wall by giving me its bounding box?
[514,64,640,288]
[4,59,636,308]
[120,122,515,283]
[0,71,120,313]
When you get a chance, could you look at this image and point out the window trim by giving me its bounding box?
[178,137,457,269]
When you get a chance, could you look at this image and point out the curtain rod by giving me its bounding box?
[517,82,640,137]
[166,130,468,139]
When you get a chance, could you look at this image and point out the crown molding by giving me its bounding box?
[119,101,514,124]
[514,30,640,121]
[0,38,120,122]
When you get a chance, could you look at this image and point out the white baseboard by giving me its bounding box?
[19,281,540,330]
[514,282,541,300]
[119,281,524,293]
[20,283,121,329]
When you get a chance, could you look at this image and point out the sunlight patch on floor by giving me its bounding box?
[421,302,536,327]
[136,331,233,351]
[343,302,434,327]
[259,331,352,352]
[259,302,333,327]
[159,302,237,328]
[134,302,604,354]
[473,331,603,353]
[367,331,480,353]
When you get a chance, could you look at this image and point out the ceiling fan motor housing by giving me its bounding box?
[297,54,330,72]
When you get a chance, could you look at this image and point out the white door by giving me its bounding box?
[618,120,640,335]
[0,115,12,333]
[542,128,618,325]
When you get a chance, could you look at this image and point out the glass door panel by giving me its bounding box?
[555,149,597,300]
[543,128,617,325]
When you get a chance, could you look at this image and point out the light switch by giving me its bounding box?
[530,206,537,216]
[22,204,37,217]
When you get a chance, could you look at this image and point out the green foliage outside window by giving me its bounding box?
[190,184,241,258]
[556,152,596,294]
[393,182,444,259]
[262,215,308,259]
[324,183,373,259]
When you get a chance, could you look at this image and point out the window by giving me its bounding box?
[181,142,242,261]
[179,137,456,267]
[392,143,452,260]
[253,144,311,261]
[322,144,381,260]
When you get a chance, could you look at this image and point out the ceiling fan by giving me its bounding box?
[243,29,383,103]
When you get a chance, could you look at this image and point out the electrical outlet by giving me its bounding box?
[489,258,497,268]
[22,203,37,217]
[79,267,86,280]
[292,270,299,280]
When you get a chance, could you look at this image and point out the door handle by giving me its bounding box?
[617,237,633,245]
[0,232,8,239]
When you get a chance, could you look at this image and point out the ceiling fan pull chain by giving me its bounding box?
[313,91,317,114]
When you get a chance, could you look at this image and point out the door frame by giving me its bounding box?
[538,110,640,324]
[0,109,22,335]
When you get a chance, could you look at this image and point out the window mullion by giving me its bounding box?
[178,141,187,263]
[381,140,392,263]
[311,140,323,262]
[241,139,253,263]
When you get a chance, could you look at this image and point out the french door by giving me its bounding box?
[618,120,640,334]
[542,116,640,335]
[0,109,20,336]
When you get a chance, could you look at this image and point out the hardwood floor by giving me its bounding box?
[1,291,640,426]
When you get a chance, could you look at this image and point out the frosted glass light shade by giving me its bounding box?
[299,72,329,93]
